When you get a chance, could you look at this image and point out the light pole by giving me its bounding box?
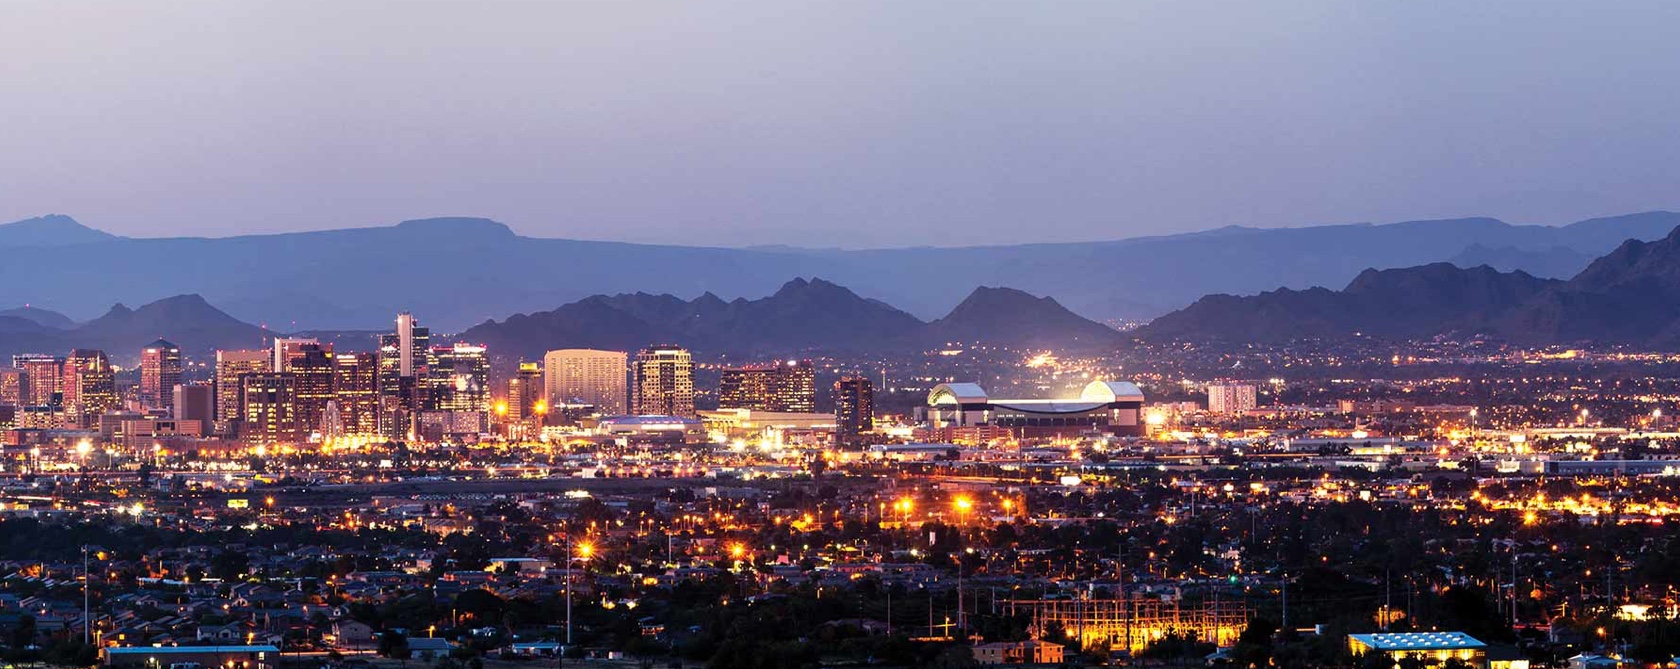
[82,545,90,646]
[953,496,972,637]
[566,538,592,647]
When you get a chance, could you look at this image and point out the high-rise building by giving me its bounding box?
[505,361,544,422]
[63,349,118,424]
[544,349,627,416]
[13,354,63,407]
[215,349,270,425]
[719,360,815,413]
[271,337,319,372]
[632,346,694,417]
[427,343,490,414]
[241,372,299,444]
[288,343,336,437]
[377,312,430,439]
[834,375,875,447]
[334,352,379,437]
[173,383,215,424]
[140,339,183,410]
[1206,383,1258,414]
[0,369,26,407]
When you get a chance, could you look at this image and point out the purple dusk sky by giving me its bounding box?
[2,2,1679,248]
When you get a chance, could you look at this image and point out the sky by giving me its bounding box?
[3,2,1680,249]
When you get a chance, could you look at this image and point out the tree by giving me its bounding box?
[379,631,411,660]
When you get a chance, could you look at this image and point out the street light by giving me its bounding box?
[952,496,973,637]
[566,538,593,647]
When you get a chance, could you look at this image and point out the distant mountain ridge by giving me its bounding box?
[459,278,1126,359]
[2,211,1677,330]
[1138,224,1680,347]
[0,279,1121,363]
[0,306,77,330]
[0,294,272,363]
[0,214,123,248]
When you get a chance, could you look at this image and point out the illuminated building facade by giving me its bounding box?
[925,380,1146,437]
[334,352,379,437]
[139,338,182,410]
[505,361,543,421]
[1347,632,1488,669]
[718,360,815,413]
[377,312,430,439]
[287,343,336,438]
[0,369,25,407]
[215,349,270,427]
[63,349,118,425]
[13,354,63,407]
[632,346,694,418]
[427,343,489,415]
[1206,383,1258,414]
[240,372,299,444]
[270,337,318,372]
[543,349,627,416]
[834,375,874,447]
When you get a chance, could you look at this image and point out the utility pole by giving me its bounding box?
[1121,542,1132,665]
[83,545,90,646]
[956,556,964,638]
[1383,569,1391,631]
[1281,573,1288,632]
[564,534,572,647]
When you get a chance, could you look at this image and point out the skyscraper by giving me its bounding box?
[719,360,816,413]
[544,349,628,415]
[0,369,26,407]
[288,343,337,437]
[62,349,117,424]
[334,352,379,437]
[428,343,490,414]
[241,372,299,444]
[505,361,543,422]
[215,349,270,425]
[834,375,875,447]
[173,382,214,424]
[377,312,430,439]
[271,337,319,372]
[13,354,63,407]
[140,339,182,410]
[632,346,694,417]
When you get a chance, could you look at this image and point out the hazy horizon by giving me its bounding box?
[8,209,1680,252]
[5,2,1680,248]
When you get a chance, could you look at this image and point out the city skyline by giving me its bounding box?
[5,4,1680,669]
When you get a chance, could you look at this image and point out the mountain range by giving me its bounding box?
[458,278,1127,360]
[1138,224,1680,347]
[3,211,1678,331]
[0,295,273,362]
[0,279,1123,364]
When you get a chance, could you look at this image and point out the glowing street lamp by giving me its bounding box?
[953,496,973,523]
[566,538,593,647]
[951,495,973,636]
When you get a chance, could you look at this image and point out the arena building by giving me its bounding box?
[923,380,1146,437]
